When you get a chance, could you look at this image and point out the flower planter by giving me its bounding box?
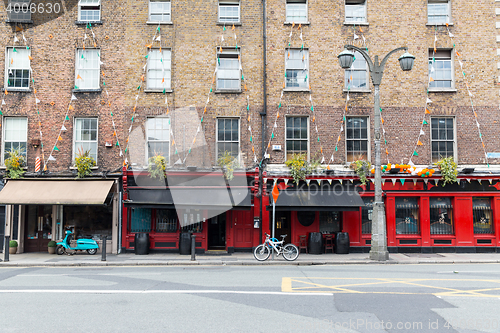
[9,247,17,254]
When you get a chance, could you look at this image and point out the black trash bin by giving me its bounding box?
[308,232,323,254]
[179,232,191,255]
[335,232,350,254]
[134,233,149,255]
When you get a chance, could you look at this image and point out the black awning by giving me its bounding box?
[125,187,251,210]
[267,189,364,211]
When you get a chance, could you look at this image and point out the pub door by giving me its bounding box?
[207,213,226,250]
[24,205,52,252]
[273,211,292,244]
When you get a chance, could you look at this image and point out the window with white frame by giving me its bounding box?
[428,50,452,89]
[427,0,450,24]
[346,116,368,162]
[286,116,308,160]
[285,49,308,89]
[286,0,307,23]
[75,49,100,90]
[5,47,30,90]
[2,117,27,164]
[219,0,240,23]
[345,51,368,89]
[78,0,101,22]
[217,118,239,159]
[345,0,366,23]
[149,0,171,22]
[74,118,98,162]
[7,0,31,22]
[217,48,240,91]
[147,49,171,90]
[147,117,170,162]
[431,117,455,163]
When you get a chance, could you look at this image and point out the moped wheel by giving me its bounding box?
[56,245,65,255]
[253,244,271,261]
[283,244,299,261]
[87,248,98,255]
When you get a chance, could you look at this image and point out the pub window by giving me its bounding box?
[395,197,420,235]
[473,198,493,234]
[430,197,454,235]
[361,197,373,234]
[319,211,341,233]
[154,209,178,233]
[130,207,152,233]
[181,210,203,233]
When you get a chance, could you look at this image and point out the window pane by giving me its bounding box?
[395,198,420,235]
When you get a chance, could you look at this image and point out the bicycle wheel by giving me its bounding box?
[253,244,271,261]
[282,244,299,261]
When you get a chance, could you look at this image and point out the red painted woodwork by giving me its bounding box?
[454,197,473,247]
[420,197,431,247]
[385,197,396,247]
[233,210,253,248]
[291,211,318,245]
[343,210,361,245]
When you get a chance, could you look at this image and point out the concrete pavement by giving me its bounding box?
[2,251,500,266]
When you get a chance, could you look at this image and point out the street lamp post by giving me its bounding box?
[338,45,415,261]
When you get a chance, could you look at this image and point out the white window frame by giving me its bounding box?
[2,117,28,165]
[75,48,101,90]
[430,116,456,163]
[216,47,241,91]
[344,51,369,91]
[7,0,32,22]
[5,46,31,91]
[216,117,240,162]
[78,0,101,22]
[218,0,240,23]
[345,116,370,163]
[73,117,98,163]
[285,0,307,23]
[146,117,170,164]
[427,0,451,24]
[428,49,454,91]
[285,116,309,161]
[148,0,171,23]
[285,48,309,90]
[146,48,172,91]
[345,0,367,24]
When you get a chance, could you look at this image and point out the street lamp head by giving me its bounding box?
[338,49,355,69]
[398,51,415,71]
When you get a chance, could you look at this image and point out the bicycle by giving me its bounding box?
[253,233,299,261]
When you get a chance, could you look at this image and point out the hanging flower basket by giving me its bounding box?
[148,154,167,181]
[5,148,25,179]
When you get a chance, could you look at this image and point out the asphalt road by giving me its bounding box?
[0,264,499,333]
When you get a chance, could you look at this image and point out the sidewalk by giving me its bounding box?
[1,251,500,267]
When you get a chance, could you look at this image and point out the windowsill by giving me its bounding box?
[144,89,174,93]
[426,22,453,26]
[284,21,310,25]
[75,21,103,25]
[3,88,32,93]
[72,88,102,93]
[215,89,242,94]
[147,21,173,25]
[0,166,27,170]
[216,22,242,26]
[6,20,33,24]
[283,88,311,92]
[343,88,370,93]
[69,166,99,170]
[428,88,457,93]
[343,21,369,26]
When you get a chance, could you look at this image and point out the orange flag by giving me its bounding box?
[58,136,63,141]
[161,78,164,83]
[312,116,315,122]
[386,148,389,155]
[69,105,74,110]
[277,111,280,118]
[417,140,423,146]
[429,77,434,82]
[252,146,255,152]
[34,88,37,94]
[272,183,280,203]
[15,26,23,32]
[28,56,32,61]
[425,109,430,114]
[77,74,82,80]
[113,131,116,137]
[232,24,235,30]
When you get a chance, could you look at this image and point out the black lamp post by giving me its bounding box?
[338,45,415,261]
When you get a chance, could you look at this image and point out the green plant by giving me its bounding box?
[285,154,320,184]
[148,154,167,181]
[217,151,240,181]
[435,156,458,186]
[47,241,57,248]
[74,147,96,178]
[351,160,372,186]
[4,148,25,179]
[9,240,18,248]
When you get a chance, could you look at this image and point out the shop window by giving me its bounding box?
[285,49,309,89]
[181,210,203,233]
[147,49,171,90]
[2,117,27,164]
[473,198,493,234]
[130,207,152,233]
[154,209,178,233]
[430,197,454,235]
[285,116,308,160]
[319,211,340,233]
[5,46,30,90]
[395,198,420,234]
[64,205,113,240]
[361,197,373,234]
[346,116,369,162]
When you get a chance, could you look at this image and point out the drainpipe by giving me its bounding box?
[259,0,267,245]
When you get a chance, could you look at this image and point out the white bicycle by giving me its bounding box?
[253,233,299,261]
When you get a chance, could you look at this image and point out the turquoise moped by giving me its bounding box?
[56,229,99,255]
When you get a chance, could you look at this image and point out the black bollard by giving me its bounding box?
[190,233,196,261]
[4,235,10,262]
[101,236,107,261]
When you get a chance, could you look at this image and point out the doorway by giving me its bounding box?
[24,205,52,252]
[273,211,292,244]
[207,213,226,250]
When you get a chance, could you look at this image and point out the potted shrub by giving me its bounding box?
[148,154,167,181]
[285,154,320,184]
[350,159,372,186]
[75,147,96,178]
[435,156,458,186]
[5,148,25,179]
[9,240,18,254]
[47,240,57,254]
[217,151,239,181]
